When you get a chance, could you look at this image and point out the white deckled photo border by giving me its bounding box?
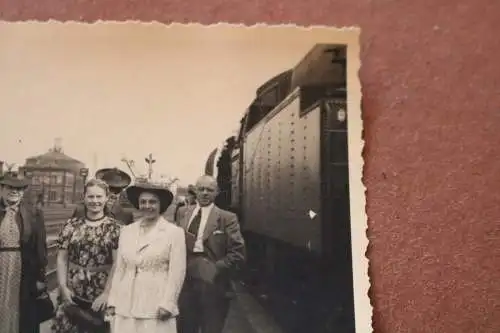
[0,21,369,333]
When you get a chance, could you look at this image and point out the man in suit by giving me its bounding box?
[177,175,246,333]
[72,167,134,225]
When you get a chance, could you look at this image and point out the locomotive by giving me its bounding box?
[205,44,354,332]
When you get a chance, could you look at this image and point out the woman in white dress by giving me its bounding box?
[107,182,186,333]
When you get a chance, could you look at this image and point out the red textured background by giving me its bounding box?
[1,1,500,332]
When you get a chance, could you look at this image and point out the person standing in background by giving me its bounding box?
[173,185,197,224]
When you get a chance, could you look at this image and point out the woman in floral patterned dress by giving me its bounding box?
[51,178,121,333]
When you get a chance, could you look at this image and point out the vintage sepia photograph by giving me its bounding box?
[0,22,367,333]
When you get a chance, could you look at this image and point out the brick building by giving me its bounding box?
[19,141,87,206]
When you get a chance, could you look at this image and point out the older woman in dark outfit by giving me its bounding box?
[0,174,48,333]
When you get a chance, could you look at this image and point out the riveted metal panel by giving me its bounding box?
[243,94,322,254]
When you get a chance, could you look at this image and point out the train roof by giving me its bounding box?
[237,43,346,136]
[255,70,293,96]
[252,43,346,101]
[290,43,346,89]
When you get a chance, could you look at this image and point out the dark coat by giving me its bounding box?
[71,201,134,225]
[177,204,246,333]
[172,202,186,224]
[0,200,48,333]
[177,204,246,294]
[173,202,196,224]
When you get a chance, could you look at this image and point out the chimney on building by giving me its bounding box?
[53,137,63,153]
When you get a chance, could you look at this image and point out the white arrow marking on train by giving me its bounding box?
[308,210,316,219]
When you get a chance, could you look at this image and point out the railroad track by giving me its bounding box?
[45,219,67,238]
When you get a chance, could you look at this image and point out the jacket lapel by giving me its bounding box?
[179,205,219,240]
[181,206,195,230]
[134,219,149,252]
[202,206,219,241]
[137,217,167,252]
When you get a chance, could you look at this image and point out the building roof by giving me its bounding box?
[24,149,85,171]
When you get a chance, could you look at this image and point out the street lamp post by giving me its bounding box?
[41,179,48,207]
[80,168,89,183]
[80,168,89,197]
[145,153,156,181]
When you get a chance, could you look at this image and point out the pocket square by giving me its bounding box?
[212,230,224,235]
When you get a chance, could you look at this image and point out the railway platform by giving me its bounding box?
[39,280,284,333]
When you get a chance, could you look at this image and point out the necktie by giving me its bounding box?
[188,209,202,236]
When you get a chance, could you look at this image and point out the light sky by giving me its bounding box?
[1,23,337,186]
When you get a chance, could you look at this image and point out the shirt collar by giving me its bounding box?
[195,202,214,212]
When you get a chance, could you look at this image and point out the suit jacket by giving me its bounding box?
[72,201,134,225]
[0,200,48,332]
[178,204,245,292]
[174,203,196,225]
[107,217,186,318]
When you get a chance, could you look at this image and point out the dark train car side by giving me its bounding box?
[205,44,355,333]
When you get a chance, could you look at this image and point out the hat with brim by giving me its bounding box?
[126,183,173,214]
[95,168,132,190]
[0,175,30,189]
